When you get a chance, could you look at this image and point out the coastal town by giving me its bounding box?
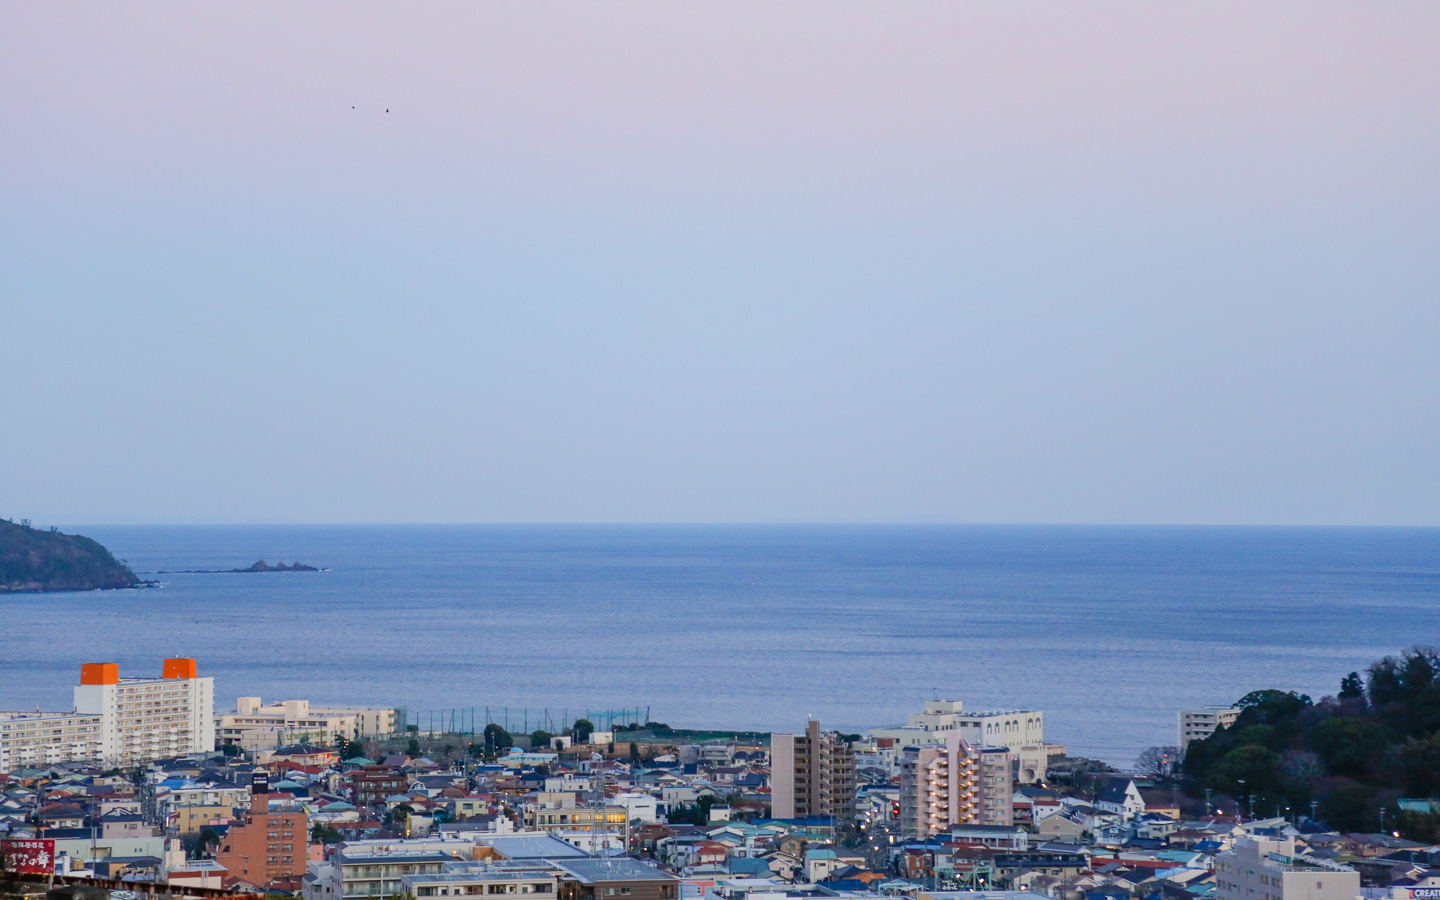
[2,660,1434,900]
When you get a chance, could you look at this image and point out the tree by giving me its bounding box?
[1398,733,1440,796]
[1136,746,1180,780]
[198,827,222,855]
[573,719,595,743]
[335,733,364,760]
[1368,647,1440,709]
[669,795,720,826]
[1339,672,1365,701]
[1279,750,1325,789]
[1209,744,1284,796]
[388,803,415,833]
[630,742,641,765]
[1317,780,1376,832]
[407,738,421,757]
[484,723,513,756]
[1235,690,1312,727]
[1306,717,1388,780]
[531,730,553,749]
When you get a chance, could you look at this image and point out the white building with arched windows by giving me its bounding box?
[869,700,1050,782]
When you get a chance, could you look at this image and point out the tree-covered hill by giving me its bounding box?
[1183,646,1440,840]
[0,518,141,592]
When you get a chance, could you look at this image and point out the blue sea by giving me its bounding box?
[2,525,1437,765]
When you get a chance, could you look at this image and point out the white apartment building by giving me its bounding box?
[0,711,106,770]
[872,700,1049,781]
[216,698,397,750]
[1215,836,1359,900]
[153,780,253,826]
[0,659,213,769]
[614,792,659,824]
[310,703,395,739]
[525,799,632,851]
[402,865,560,900]
[1179,706,1241,750]
[898,730,1013,836]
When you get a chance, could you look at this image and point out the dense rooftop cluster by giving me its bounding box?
[3,659,1438,900]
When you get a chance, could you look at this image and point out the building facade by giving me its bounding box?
[401,865,560,899]
[353,766,412,807]
[1215,836,1359,900]
[770,720,857,822]
[1179,706,1241,750]
[553,859,679,900]
[871,701,1048,782]
[215,790,311,888]
[525,802,631,852]
[0,659,213,769]
[217,698,397,750]
[898,731,1013,836]
[0,711,105,770]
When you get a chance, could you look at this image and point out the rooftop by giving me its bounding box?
[402,870,558,884]
[552,858,678,884]
[476,834,590,860]
[339,852,460,866]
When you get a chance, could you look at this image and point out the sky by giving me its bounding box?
[3,3,1438,525]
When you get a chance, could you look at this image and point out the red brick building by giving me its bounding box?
[352,766,409,807]
[215,792,310,889]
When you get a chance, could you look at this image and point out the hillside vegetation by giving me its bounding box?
[1183,646,1440,840]
[0,518,141,592]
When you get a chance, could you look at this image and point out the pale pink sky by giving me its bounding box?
[6,5,1435,192]
[3,4,1438,523]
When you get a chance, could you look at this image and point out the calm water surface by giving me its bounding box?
[2,525,1437,765]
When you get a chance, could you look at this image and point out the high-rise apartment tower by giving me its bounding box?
[0,658,214,769]
[899,730,1013,836]
[770,720,857,822]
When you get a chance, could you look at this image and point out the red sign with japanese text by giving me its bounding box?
[1,838,55,874]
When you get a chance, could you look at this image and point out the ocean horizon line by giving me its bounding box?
[55,520,1440,530]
